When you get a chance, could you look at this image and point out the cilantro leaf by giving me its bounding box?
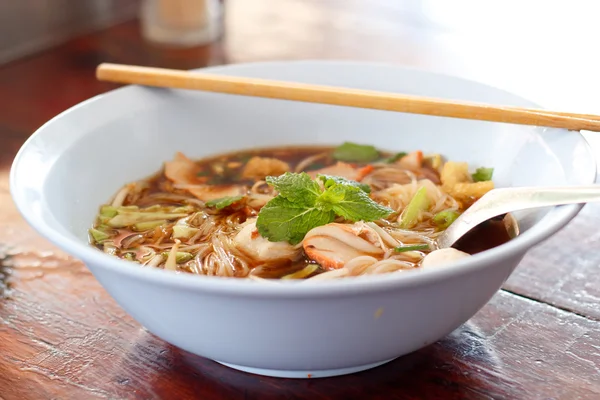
[205,195,245,209]
[318,185,393,222]
[318,174,371,194]
[333,142,380,162]
[266,172,321,205]
[472,167,494,182]
[256,196,335,245]
[384,152,407,164]
[433,209,460,229]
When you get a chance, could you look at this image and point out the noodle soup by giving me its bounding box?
[89,142,512,280]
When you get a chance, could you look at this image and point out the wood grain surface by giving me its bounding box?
[2,1,600,399]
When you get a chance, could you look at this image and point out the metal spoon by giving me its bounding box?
[436,185,600,249]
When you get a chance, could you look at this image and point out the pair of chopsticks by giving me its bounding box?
[96,63,600,132]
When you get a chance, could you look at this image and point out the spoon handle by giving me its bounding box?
[437,185,600,248]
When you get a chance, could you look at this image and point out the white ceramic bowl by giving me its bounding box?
[10,61,596,378]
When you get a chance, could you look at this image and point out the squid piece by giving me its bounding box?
[164,152,246,202]
[246,193,274,210]
[164,152,201,184]
[303,223,384,270]
[420,248,470,268]
[234,219,302,262]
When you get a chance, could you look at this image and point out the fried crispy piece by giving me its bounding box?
[440,161,471,187]
[440,161,494,206]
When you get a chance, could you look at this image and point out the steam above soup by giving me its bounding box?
[89,142,509,280]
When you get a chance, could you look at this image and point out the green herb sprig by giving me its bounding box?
[394,244,430,252]
[256,172,392,244]
[205,195,245,209]
[332,142,380,162]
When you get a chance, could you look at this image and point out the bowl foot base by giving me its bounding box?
[215,358,396,378]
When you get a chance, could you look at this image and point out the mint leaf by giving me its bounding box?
[472,167,494,182]
[205,195,244,209]
[256,172,392,244]
[315,186,343,211]
[333,142,379,162]
[266,172,321,205]
[318,185,393,222]
[256,196,335,244]
[318,174,371,194]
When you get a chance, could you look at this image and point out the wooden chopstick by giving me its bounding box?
[503,108,600,122]
[96,63,600,131]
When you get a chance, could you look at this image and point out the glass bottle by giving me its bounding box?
[140,0,223,47]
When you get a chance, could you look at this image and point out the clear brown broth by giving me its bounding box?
[93,145,514,278]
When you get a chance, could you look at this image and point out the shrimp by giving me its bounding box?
[307,162,373,182]
[302,223,384,270]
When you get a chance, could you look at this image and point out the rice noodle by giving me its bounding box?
[365,222,399,248]
[309,268,349,281]
[295,152,328,172]
[361,167,416,191]
[138,192,205,207]
[250,180,272,194]
[90,146,492,281]
[145,254,163,268]
[111,185,130,207]
[121,234,145,249]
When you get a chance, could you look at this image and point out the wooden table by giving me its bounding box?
[2,1,600,398]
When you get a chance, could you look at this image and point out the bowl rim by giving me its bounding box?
[9,60,597,297]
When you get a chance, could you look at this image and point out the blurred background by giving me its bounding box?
[2,2,600,398]
[0,0,599,152]
[1,0,598,111]
[4,0,600,160]
[1,0,139,64]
